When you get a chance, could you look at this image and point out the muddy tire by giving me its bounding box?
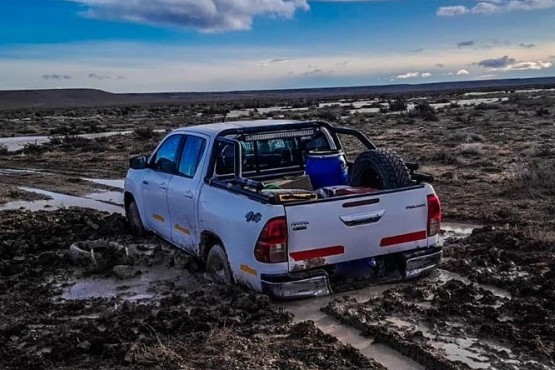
[126,200,145,236]
[206,244,233,284]
[350,149,411,190]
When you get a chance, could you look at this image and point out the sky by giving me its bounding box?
[0,0,554,93]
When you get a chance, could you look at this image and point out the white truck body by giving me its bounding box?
[124,120,441,298]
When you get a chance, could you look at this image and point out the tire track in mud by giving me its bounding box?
[281,284,426,370]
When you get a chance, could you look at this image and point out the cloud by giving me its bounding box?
[437,6,468,16]
[477,55,552,71]
[42,74,72,80]
[477,74,497,79]
[498,61,552,71]
[478,55,515,68]
[396,72,431,79]
[437,0,555,16]
[457,40,475,48]
[88,73,112,80]
[396,72,420,79]
[471,2,500,14]
[456,69,470,75]
[519,43,535,48]
[69,0,309,32]
[303,68,333,76]
[258,57,293,66]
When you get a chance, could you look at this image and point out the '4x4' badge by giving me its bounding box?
[245,211,262,223]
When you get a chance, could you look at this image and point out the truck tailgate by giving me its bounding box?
[284,186,430,271]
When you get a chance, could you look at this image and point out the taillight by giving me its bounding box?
[427,194,442,237]
[254,217,288,263]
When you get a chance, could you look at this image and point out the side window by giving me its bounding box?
[178,135,206,178]
[151,135,182,173]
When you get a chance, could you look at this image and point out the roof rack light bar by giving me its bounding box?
[243,129,316,141]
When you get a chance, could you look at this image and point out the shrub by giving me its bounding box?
[429,150,460,165]
[22,142,47,155]
[133,126,155,141]
[388,98,408,112]
[514,160,555,194]
[409,102,438,121]
[536,107,550,117]
[0,144,8,155]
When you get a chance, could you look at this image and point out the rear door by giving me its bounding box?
[284,186,429,271]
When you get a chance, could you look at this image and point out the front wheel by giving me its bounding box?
[126,200,146,236]
[205,244,233,284]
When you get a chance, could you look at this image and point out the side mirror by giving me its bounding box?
[130,155,148,170]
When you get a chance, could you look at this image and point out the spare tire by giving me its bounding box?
[350,149,411,189]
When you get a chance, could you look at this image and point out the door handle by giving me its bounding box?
[340,209,385,226]
[184,190,194,199]
[142,180,149,185]
[159,183,168,190]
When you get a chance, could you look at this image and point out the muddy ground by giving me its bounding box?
[0,209,382,370]
[1,88,554,369]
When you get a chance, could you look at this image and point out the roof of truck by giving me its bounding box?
[173,119,316,138]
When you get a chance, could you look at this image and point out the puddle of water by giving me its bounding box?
[82,178,125,190]
[440,222,481,244]
[375,308,505,369]
[0,129,165,152]
[0,168,44,175]
[0,187,124,214]
[61,267,196,301]
[85,191,124,206]
[438,269,511,299]
[442,339,490,369]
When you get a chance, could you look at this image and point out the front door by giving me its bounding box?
[167,134,207,252]
[141,134,183,240]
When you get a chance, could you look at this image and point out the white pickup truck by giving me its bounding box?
[124,119,442,299]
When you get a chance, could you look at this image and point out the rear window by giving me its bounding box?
[215,129,332,176]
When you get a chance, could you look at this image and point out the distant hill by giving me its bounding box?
[1,77,555,110]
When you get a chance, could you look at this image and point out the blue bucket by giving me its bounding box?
[306,150,349,189]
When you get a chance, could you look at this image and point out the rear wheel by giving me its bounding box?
[350,149,411,190]
[206,244,233,284]
[126,200,145,236]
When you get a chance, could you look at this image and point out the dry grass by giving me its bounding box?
[204,326,233,347]
[124,340,186,368]
[449,132,485,143]
[458,143,485,156]
[513,159,555,194]
[523,225,555,244]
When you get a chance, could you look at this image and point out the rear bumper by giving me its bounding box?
[402,248,443,279]
[261,270,332,300]
[261,247,442,300]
